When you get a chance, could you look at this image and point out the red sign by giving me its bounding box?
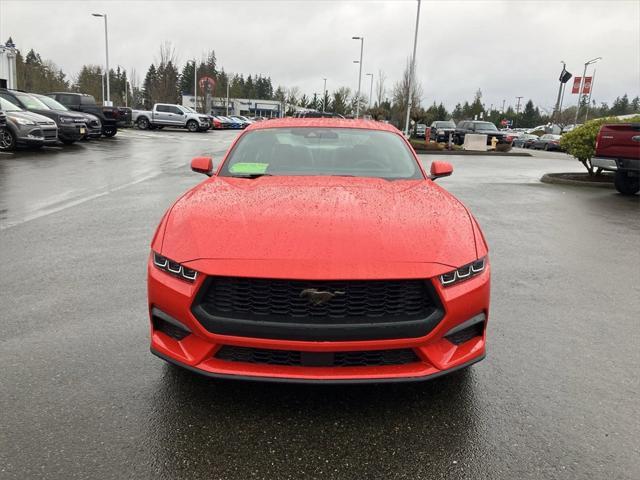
[198,76,216,92]
[582,76,593,94]
[571,77,582,94]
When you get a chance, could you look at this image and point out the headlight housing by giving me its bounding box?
[440,257,486,287]
[153,252,198,282]
[11,116,36,126]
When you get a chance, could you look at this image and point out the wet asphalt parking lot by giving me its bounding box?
[1,128,638,480]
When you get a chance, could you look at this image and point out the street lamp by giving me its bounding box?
[352,36,364,118]
[193,59,198,113]
[574,56,602,125]
[92,13,111,106]
[322,77,327,112]
[366,73,373,110]
[403,0,422,136]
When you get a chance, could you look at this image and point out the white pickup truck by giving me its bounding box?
[132,103,210,132]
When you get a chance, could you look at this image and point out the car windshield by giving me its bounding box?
[435,121,455,128]
[0,98,23,111]
[15,93,49,110]
[33,94,69,111]
[220,127,423,180]
[474,122,498,131]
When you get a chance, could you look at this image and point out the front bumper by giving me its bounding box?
[148,258,490,383]
[59,123,86,141]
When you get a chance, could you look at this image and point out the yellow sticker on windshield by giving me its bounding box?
[229,162,269,174]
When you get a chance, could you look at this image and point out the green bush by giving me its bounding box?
[560,115,640,174]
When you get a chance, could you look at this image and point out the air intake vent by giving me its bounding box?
[215,346,420,367]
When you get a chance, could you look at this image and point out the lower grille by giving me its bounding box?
[215,346,420,367]
[42,129,57,140]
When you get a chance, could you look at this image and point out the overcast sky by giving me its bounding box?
[1,0,639,112]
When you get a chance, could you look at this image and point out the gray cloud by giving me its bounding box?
[1,0,638,111]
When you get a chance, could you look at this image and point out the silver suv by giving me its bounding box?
[0,97,58,151]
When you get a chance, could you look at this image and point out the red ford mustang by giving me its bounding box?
[148,118,490,383]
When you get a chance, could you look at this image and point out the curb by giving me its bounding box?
[540,173,614,188]
[413,149,532,157]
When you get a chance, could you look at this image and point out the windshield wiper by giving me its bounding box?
[228,173,273,179]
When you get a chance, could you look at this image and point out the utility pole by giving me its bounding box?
[404,0,421,137]
[226,80,230,116]
[322,77,327,112]
[515,96,523,128]
[501,99,505,113]
[352,36,364,118]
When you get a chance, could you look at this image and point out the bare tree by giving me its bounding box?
[375,69,387,106]
[392,58,423,125]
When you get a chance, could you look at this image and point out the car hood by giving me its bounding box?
[160,176,477,274]
[6,110,55,124]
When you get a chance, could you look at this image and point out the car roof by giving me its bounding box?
[245,117,401,133]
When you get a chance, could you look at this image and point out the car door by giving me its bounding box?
[169,106,185,126]
[154,105,172,125]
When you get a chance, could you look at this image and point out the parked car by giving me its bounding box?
[46,92,124,137]
[235,115,254,124]
[454,121,510,146]
[118,107,133,127]
[591,123,640,195]
[148,118,490,383]
[32,93,102,139]
[0,97,58,151]
[212,116,237,129]
[0,89,87,145]
[429,120,456,142]
[414,123,427,138]
[531,134,562,151]
[512,134,538,148]
[230,116,251,129]
[133,104,210,132]
[0,109,6,128]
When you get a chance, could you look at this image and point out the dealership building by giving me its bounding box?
[0,40,17,89]
[182,94,283,118]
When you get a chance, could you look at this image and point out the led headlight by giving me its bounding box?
[153,252,198,282]
[440,257,486,286]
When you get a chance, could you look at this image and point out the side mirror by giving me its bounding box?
[430,161,453,180]
[191,156,213,176]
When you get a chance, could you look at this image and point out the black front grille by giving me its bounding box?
[199,277,434,322]
[192,276,443,341]
[215,346,420,367]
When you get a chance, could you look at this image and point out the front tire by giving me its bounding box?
[187,120,199,132]
[0,128,16,151]
[614,171,640,195]
[103,126,117,137]
[137,117,150,130]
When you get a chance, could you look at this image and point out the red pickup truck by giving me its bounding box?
[592,123,640,195]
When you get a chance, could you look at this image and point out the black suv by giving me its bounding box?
[454,120,509,146]
[46,92,129,137]
[429,120,456,142]
[0,89,87,144]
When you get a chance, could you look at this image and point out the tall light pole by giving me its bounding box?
[584,69,597,122]
[193,59,198,113]
[366,73,374,110]
[92,13,111,106]
[322,77,327,112]
[352,36,364,118]
[515,96,523,128]
[403,0,421,136]
[574,56,602,125]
